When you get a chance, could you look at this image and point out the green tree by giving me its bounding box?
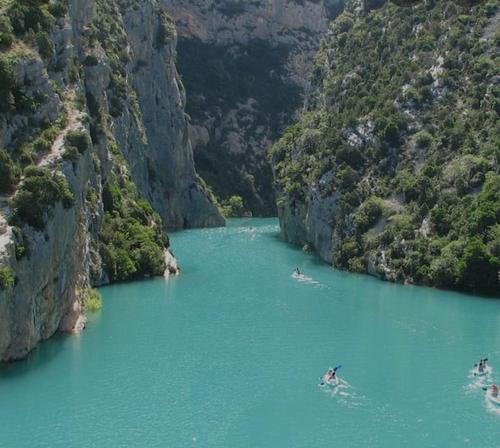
[0,266,16,290]
[36,31,55,60]
[0,17,14,47]
[221,195,245,217]
[9,167,74,230]
[458,238,500,293]
[0,149,19,193]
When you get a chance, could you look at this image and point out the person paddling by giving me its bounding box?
[492,384,499,398]
[327,366,339,382]
[478,360,485,373]
[319,365,342,387]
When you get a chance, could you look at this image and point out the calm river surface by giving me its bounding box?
[1,218,500,447]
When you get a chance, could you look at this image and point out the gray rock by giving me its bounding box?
[0,0,223,362]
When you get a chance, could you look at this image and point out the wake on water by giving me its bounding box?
[467,365,493,391]
[465,365,500,416]
[291,272,322,286]
[318,375,367,409]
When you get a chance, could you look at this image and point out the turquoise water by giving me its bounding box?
[1,218,500,447]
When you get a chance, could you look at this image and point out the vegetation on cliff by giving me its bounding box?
[0,0,172,285]
[86,0,171,282]
[9,166,74,230]
[220,195,245,218]
[272,0,499,294]
[0,266,15,290]
[84,288,102,312]
[99,170,168,282]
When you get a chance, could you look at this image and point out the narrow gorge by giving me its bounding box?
[0,0,498,364]
[167,0,344,215]
[1,1,500,446]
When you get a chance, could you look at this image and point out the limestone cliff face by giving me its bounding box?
[272,0,500,294]
[164,0,337,85]
[163,0,343,215]
[112,2,223,228]
[84,0,223,229]
[0,0,222,361]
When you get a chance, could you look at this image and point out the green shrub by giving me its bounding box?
[84,288,102,312]
[417,36,436,52]
[33,135,52,154]
[0,149,19,193]
[431,206,452,236]
[9,167,74,230]
[47,1,68,18]
[84,54,99,66]
[355,197,384,233]
[387,214,415,239]
[487,225,500,257]
[65,130,91,154]
[0,266,16,290]
[99,174,168,282]
[381,119,401,146]
[11,226,28,260]
[0,56,16,113]
[457,237,500,293]
[335,14,354,33]
[415,131,433,149]
[7,1,55,35]
[220,195,245,217]
[36,31,55,60]
[337,166,359,190]
[0,16,14,47]
[62,130,91,161]
[155,12,175,48]
[336,145,365,169]
[397,172,435,206]
[61,145,80,161]
[336,238,362,268]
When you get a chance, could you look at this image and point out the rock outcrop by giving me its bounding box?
[0,0,223,361]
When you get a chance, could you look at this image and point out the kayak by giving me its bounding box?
[325,378,339,388]
[292,272,313,282]
[474,366,492,377]
[487,390,500,406]
[319,371,339,388]
[319,377,339,388]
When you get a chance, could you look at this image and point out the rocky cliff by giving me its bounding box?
[164,0,344,215]
[272,0,500,295]
[0,0,223,361]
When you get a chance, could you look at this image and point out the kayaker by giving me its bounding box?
[327,367,338,382]
[478,360,485,373]
[492,384,499,398]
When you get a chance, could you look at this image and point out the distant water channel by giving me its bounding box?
[1,219,500,447]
